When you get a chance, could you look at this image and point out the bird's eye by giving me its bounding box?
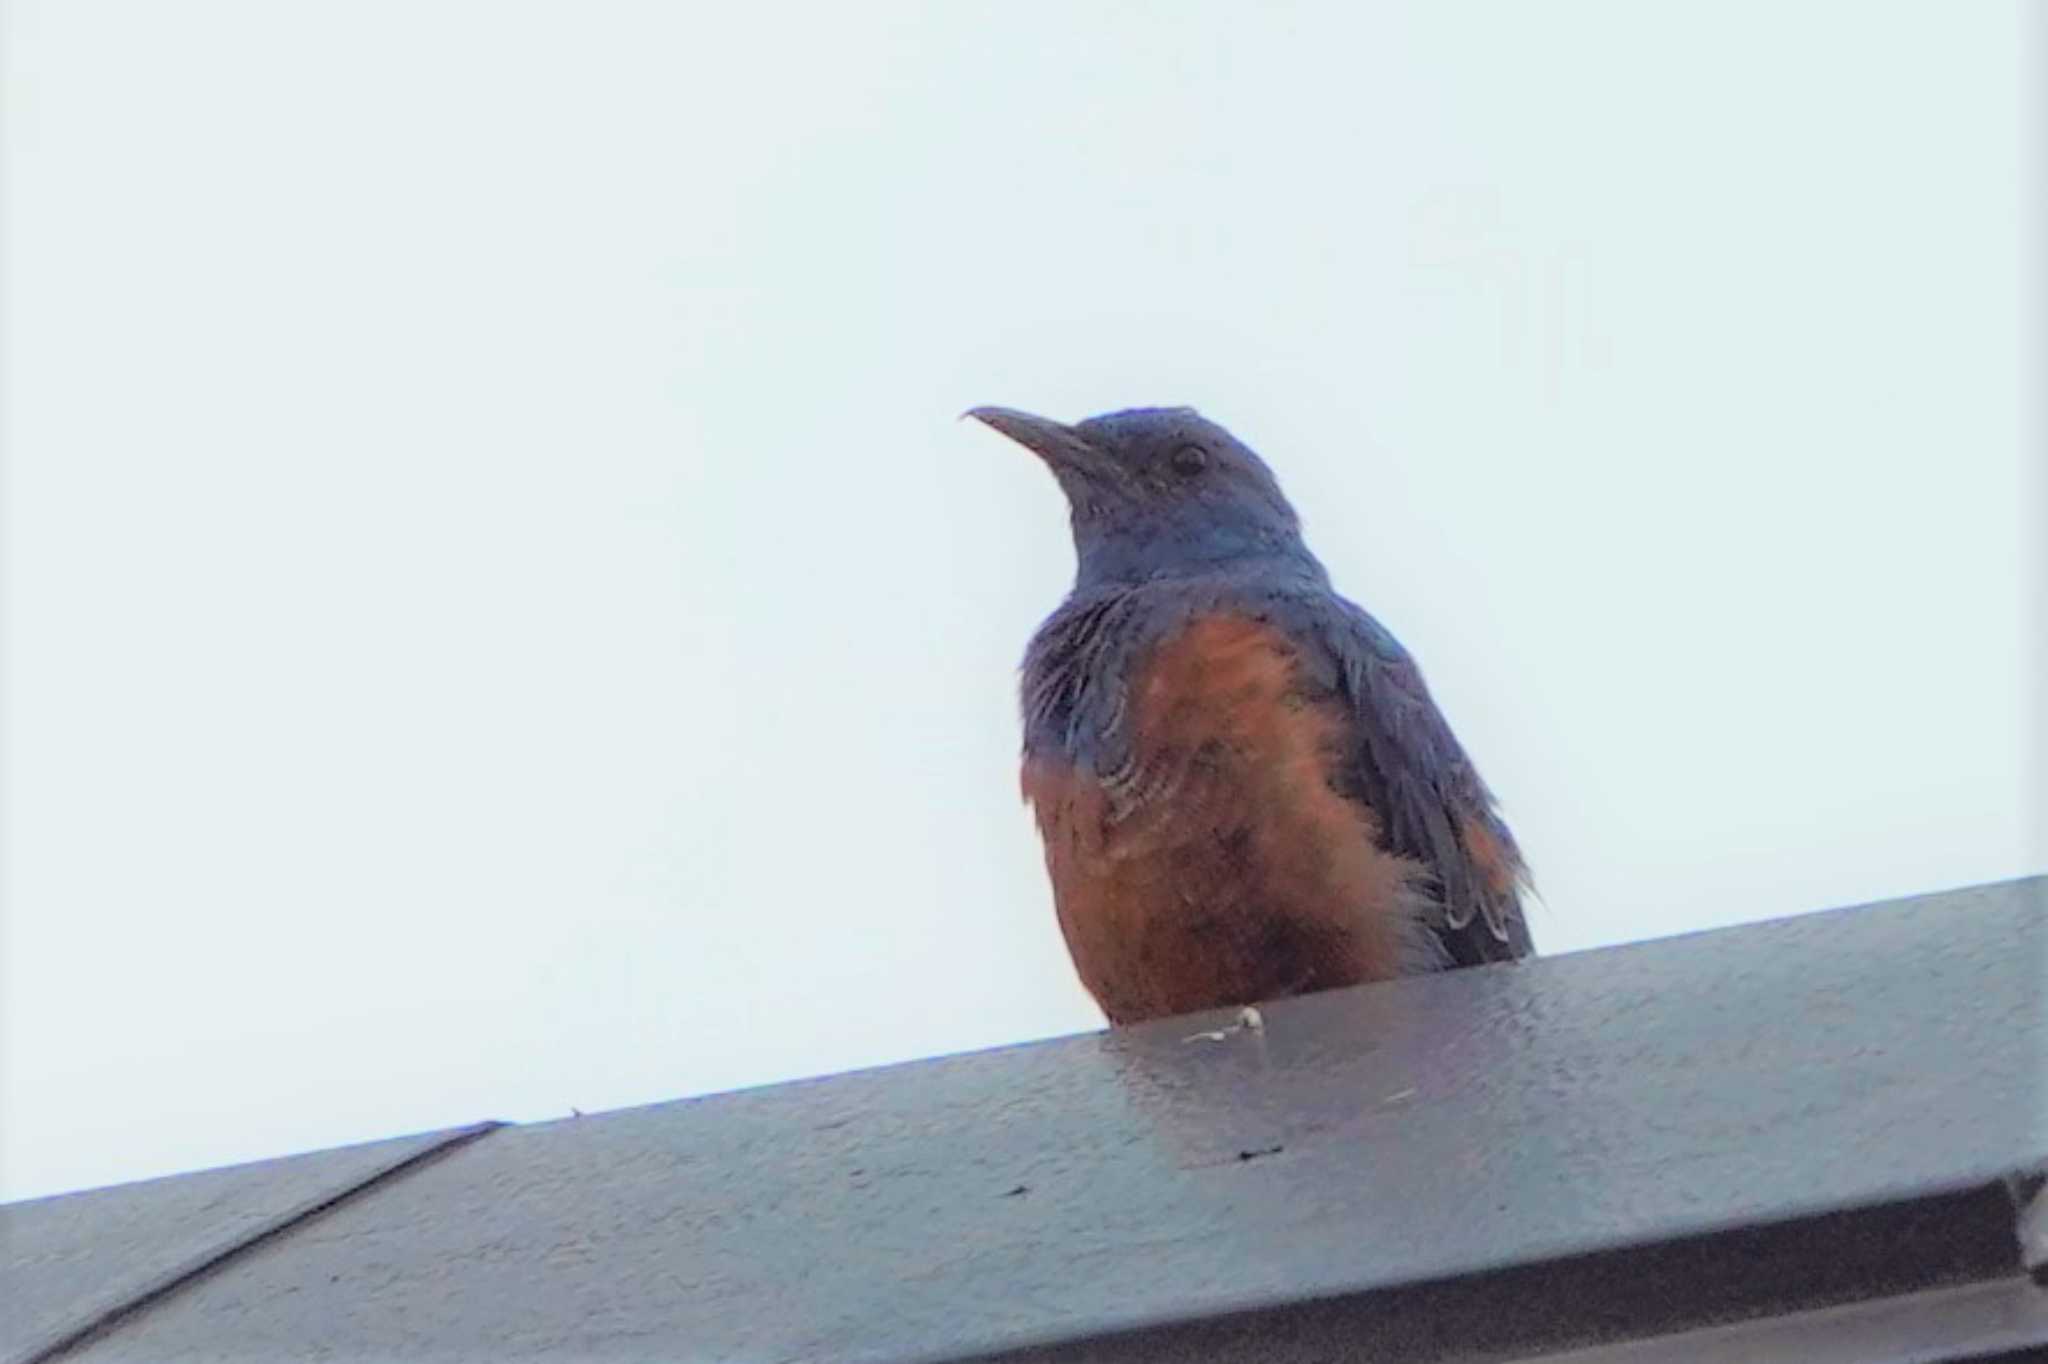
[1170,443,1208,476]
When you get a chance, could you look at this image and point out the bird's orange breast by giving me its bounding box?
[1020,613,1426,1024]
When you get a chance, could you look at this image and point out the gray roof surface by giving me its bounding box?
[3,1123,496,1362]
[5,876,2045,1363]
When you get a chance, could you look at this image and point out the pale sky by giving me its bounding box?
[2,1,2040,1202]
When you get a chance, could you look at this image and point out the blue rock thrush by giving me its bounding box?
[972,405,1533,1024]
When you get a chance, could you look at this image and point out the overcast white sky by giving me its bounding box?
[2,2,2041,1202]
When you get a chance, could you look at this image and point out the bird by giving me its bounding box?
[970,404,1533,1025]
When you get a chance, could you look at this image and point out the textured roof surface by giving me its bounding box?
[6,877,2045,1363]
[3,1124,497,1363]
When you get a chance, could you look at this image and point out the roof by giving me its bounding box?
[6,876,2045,1363]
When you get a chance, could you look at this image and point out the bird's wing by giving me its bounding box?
[1283,592,1534,965]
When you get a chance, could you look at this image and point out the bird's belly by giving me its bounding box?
[1064,808,1403,1023]
[1022,614,1426,1024]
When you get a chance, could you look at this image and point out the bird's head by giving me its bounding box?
[970,405,1320,590]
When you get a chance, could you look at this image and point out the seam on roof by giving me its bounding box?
[10,1120,506,1364]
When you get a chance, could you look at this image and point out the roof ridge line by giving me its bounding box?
[11,1120,506,1364]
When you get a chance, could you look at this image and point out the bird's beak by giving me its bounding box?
[965,406,1115,482]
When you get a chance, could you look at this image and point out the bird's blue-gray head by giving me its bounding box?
[970,405,1323,590]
